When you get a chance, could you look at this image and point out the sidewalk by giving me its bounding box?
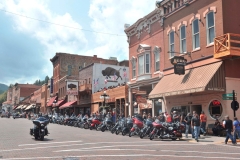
[182,134,240,144]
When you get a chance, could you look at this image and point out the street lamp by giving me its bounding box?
[100,91,110,114]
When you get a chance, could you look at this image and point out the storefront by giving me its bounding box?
[149,61,226,124]
[91,85,128,117]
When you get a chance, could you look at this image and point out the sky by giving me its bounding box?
[0,0,157,86]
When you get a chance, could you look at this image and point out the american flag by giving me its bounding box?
[96,78,99,85]
[104,79,107,84]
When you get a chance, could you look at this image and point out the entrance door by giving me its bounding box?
[191,105,202,115]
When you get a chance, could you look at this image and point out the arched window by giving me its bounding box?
[180,25,186,53]
[192,19,200,49]
[169,31,175,58]
[206,11,215,44]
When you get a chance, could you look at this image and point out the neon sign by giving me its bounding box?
[212,100,221,106]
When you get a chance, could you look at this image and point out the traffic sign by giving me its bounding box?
[222,97,237,100]
[222,93,237,97]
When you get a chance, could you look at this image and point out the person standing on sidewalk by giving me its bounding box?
[223,115,236,145]
[184,113,192,138]
[200,111,207,136]
[191,113,200,142]
[233,117,240,143]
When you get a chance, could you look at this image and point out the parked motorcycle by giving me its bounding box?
[115,118,125,135]
[149,121,184,140]
[30,116,49,141]
[90,117,102,130]
[139,118,153,139]
[129,115,144,137]
[122,118,133,136]
[101,117,113,132]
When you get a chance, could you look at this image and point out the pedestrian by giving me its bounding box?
[222,115,236,145]
[172,111,180,123]
[233,117,240,144]
[200,111,207,136]
[165,112,172,123]
[142,112,147,119]
[184,113,192,138]
[191,113,200,142]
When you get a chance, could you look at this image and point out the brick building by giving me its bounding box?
[4,84,41,112]
[124,8,164,116]
[49,52,124,115]
[149,0,240,124]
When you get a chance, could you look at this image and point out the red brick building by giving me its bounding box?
[149,0,240,123]
[125,8,164,116]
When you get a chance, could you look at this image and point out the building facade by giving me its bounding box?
[149,0,240,124]
[125,8,164,116]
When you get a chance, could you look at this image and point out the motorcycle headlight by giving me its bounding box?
[41,124,44,127]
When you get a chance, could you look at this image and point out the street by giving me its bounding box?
[0,118,240,160]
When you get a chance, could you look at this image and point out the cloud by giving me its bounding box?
[88,0,156,60]
[0,0,88,85]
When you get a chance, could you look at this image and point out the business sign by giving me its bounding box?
[66,81,78,95]
[174,63,185,75]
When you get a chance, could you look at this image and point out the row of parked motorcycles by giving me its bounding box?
[48,114,185,141]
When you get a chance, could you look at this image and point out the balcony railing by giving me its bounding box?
[79,84,92,92]
[214,33,240,59]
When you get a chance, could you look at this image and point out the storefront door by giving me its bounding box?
[191,105,202,115]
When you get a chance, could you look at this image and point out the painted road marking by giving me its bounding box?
[161,150,240,155]
[54,143,203,152]
[18,140,83,146]
[3,154,240,160]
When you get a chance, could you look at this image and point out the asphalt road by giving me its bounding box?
[0,117,240,160]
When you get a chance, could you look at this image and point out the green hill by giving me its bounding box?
[0,83,8,93]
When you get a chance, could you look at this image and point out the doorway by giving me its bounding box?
[191,105,202,115]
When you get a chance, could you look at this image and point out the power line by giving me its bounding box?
[0,9,126,36]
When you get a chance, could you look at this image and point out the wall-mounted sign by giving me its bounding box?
[50,78,54,94]
[66,81,78,95]
[174,63,185,75]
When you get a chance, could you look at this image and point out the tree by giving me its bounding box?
[45,76,50,84]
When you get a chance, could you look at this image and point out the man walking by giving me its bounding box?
[191,113,200,142]
[223,115,236,145]
[184,113,192,138]
[200,111,207,136]
[233,117,240,144]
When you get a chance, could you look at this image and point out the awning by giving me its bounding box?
[13,106,18,110]
[25,104,35,110]
[59,101,77,110]
[149,62,225,98]
[22,105,28,110]
[16,105,23,110]
[52,100,65,108]
[47,96,57,107]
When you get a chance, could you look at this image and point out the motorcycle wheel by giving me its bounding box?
[149,134,154,140]
[34,135,38,140]
[90,126,93,130]
[84,123,89,129]
[40,136,44,141]
[129,131,132,137]
[111,129,115,134]
[171,138,177,141]
[140,132,144,139]
[101,126,106,132]
[122,130,126,136]
[116,130,119,135]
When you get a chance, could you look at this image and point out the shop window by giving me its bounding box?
[208,100,223,119]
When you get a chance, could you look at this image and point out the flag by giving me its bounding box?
[104,79,107,84]
[123,72,127,77]
[93,79,96,87]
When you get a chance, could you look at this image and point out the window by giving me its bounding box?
[131,58,136,78]
[180,25,186,53]
[154,47,160,72]
[169,31,175,58]
[206,12,215,44]
[145,54,150,73]
[138,55,144,75]
[209,100,223,119]
[192,19,200,49]
[67,65,72,76]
